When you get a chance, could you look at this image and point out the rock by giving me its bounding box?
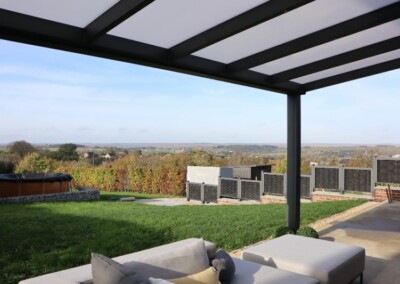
[119,197,136,202]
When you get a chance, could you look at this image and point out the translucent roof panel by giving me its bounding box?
[0,0,119,28]
[108,0,268,49]
[194,0,398,64]
[293,49,400,84]
[252,20,400,75]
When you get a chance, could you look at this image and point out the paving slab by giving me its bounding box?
[319,201,400,284]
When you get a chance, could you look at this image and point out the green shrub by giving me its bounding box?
[296,226,319,239]
[15,153,56,173]
[273,226,296,238]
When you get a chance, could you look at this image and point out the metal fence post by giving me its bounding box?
[339,165,345,193]
[186,181,190,201]
[372,157,378,197]
[238,178,242,201]
[260,171,265,196]
[201,182,205,204]
[283,173,287,198]
[311,164,316,192]
[217,176,221,199]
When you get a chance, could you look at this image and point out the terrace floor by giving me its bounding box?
[319,201,400,284]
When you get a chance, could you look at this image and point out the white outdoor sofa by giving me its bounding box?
[19,236,365,284]
[19,238,319,284]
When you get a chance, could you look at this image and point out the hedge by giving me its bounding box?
[57,166,186,195]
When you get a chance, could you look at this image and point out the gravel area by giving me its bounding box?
[134,198,189,206]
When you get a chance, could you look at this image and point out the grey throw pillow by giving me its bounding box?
[211,249,236,284]
[91,253,137,284]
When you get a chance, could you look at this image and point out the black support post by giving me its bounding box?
[287,93,302,230]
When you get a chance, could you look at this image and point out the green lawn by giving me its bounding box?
[0,197,366,284]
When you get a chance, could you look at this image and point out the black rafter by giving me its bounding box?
[304,58,400,91]
[228,2,400,73]
[271,36,400,83]
[0,8,303,94]
[84,0,155,42]
[169,0,314,58]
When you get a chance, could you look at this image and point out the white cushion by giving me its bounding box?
[231,258,319,284]
[242,235,365,284]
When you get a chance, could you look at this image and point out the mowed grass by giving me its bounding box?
[0,196,366,284]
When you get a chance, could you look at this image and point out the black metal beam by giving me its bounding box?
[84,0,155,42]
[169,0,314,58]
[272,36,400,83]
[0,9,303,94]
[304,58,400,91]
[228,2,400,73]
[287,93,301,231]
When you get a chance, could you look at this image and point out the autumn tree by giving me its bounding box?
[48,143,79,161]
[8,140,37,158]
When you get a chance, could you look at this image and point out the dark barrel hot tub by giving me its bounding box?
[0,173,73,198]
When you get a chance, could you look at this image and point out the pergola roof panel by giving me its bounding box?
[193,0,397,64]
[293,49,400,84]
[0,0,399,94]
[108,0,268,49]
[252,20,400,75]
[0,0,119,28]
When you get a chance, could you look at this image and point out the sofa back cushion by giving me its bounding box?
[91,253,136,284]
[124,238,210,281]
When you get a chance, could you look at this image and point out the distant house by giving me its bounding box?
[83,152,97,159]
[101,153,114,160]
[392,154,400,158]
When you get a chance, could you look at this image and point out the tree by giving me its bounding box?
[15,153,55,173]
[48,143,79,161]
[273,158,287,174]
[8,140,37,158]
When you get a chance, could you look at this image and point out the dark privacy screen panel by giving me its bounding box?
[315,168,339,190]
[377,160,400,183]
[344,169,371,192]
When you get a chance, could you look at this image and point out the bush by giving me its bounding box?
[296,226,319,239]
[273,226,296,238]
[15,153,56,173]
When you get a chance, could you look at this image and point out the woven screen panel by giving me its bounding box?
[377,160,400,183]
[344,169,371,192]
[264,174,284,196]
[315,168,339,190]
[188,183,201,201]
[241,181,261,201]
[300,176,311,198]
[220,179,238,198]
[204,185,218,203]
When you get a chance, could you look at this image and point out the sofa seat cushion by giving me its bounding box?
[242,235,365,284]
[231,259,319,284]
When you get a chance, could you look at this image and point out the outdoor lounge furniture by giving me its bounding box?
[20,238,318,284]
[242,235,365,284]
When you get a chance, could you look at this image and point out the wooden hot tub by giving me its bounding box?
[0,173,73,198]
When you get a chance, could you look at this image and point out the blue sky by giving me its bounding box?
[0,39,399,144]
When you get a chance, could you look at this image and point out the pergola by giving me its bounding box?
[1,0,399,230]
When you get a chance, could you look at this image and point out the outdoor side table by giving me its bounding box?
[242,235,365,284]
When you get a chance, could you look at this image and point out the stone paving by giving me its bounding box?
[319,201,400,284]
